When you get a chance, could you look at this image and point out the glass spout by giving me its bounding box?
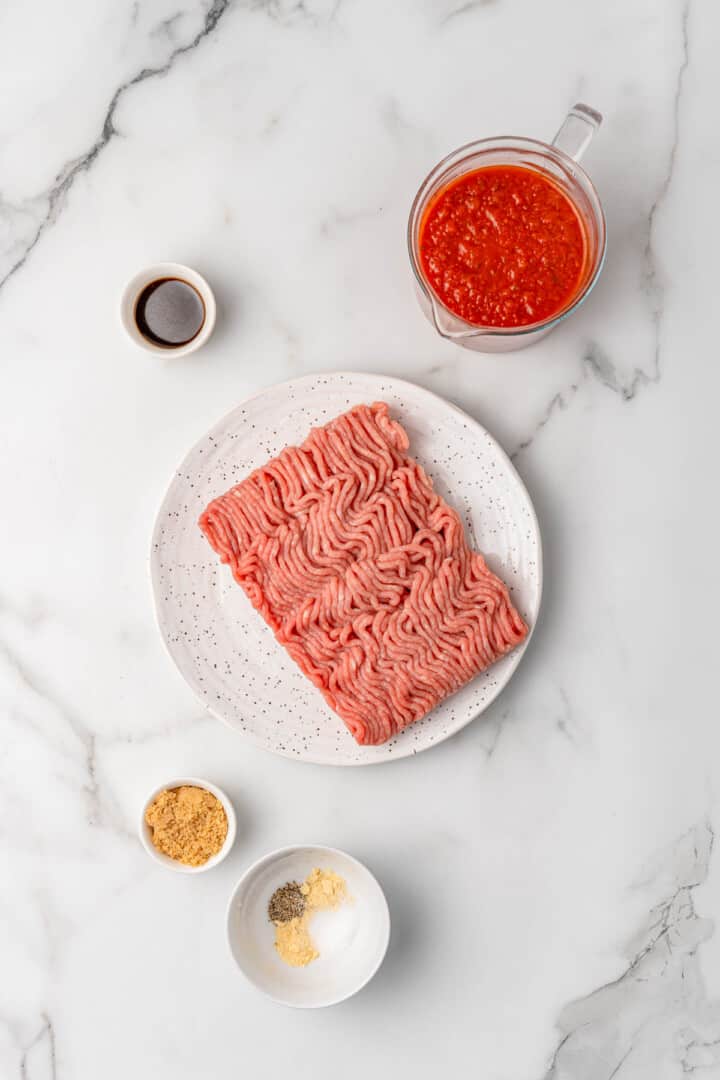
[429,294,475,340]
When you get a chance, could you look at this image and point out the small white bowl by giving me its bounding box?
[139,776,237,874]
[120,262,217,357]
[226,844,390,1008]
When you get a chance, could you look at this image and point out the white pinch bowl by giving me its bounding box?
[119,261,217,357]
[226,845,391,1007]
[139,776,237,874]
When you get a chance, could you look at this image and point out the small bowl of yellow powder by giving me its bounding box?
[226,845,390,1007]
[140,777,236,873]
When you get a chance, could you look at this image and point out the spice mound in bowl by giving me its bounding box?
[140,777,236,873]
[270,868,348,968]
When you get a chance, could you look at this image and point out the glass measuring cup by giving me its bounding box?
[407,104,606,353]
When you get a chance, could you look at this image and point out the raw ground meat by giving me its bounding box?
[199,403,528,746]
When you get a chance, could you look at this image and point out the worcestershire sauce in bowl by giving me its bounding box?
[135,278,206,348]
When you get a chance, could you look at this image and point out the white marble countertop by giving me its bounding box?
[2,1,719,1077]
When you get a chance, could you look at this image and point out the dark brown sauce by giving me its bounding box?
[135,278,205,347]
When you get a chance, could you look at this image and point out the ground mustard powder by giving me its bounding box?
[300,868,346,910]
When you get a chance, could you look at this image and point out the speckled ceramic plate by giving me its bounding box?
[151,372,542,765]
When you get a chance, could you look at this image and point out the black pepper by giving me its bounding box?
[268,881,305,923]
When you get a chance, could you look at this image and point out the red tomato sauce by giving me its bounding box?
[419,165,587,328]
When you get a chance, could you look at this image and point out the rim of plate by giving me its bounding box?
[149,371,543,765]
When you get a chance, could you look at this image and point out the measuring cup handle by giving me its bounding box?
[552,103,602,163]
